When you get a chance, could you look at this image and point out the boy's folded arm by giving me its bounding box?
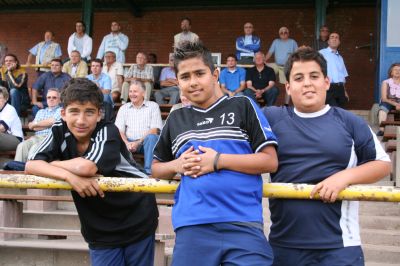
[49,158,98,177]
[151,159,181,180]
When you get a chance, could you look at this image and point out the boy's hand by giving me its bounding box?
[310,173,350,203]
[65,175,104,198]
[183,146,218,178]
[174,146,197,174]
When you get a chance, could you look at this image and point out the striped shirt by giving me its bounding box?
[124,64,154,82]
[115,100,162,140]
[33,106,61,136]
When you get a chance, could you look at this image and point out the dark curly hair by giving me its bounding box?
[173,41,214,74]
[60,78,103,109]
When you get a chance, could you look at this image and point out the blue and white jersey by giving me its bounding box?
[154,95,277,230]
[263,105,390,249]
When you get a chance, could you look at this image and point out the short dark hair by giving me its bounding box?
[181,17,192,25]
[226,54,237,61]
[91,58,103,66]
[51,58,62,66]
[174,41,214,74]
[5,53,21,69]
[75,20,86,32]
[284,46,327,81]
[329,31,340,39]
[45,30,54,36]
[60,78,103,109]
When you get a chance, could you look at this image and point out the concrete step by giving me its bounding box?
[361,228,400,245]
[363,244,400,264]
[359,215,400,230]
[359,202,400,216]
[23,210,80,230]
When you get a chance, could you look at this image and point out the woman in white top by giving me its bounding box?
[377,63,400,136]
[0,86,23,151]
[67,20,92,62]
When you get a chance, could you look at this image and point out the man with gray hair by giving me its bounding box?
[265,26,298,105]
[15,88,61,162]
[115,81,162,175]
[154,54,180,105]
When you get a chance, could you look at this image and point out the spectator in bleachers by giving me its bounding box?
[174,17,199,48]
[148,52,162,90]
[319,32,349,108]
[102,51,123,103]
[170,93,191,113]
[87,59,113,105]
[219,54,246,96]
[67,20,92,62]
[32,58,70,117]
[115,81,162,175]
[0,86,23,152]
[62,50,88,78]
[0,42,7,66]
[236,22,261,65]
[26,30,62,74]
[377,63,400,136]
[96,21,129,63]
[244,52,279,106]
[0,54,30,116]
[313,25,329,51]
[154,54,180,105]
[14,88,61,162]
[266,26,298,105]
[122,52,154,102]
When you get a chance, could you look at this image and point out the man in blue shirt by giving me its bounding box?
[86,59,113,105]
[236,22,261,65]
[263,47,390,266]
[96,21,129,63]
[32,59,70,117]
[319,32,349,108]
[219,54,246,96]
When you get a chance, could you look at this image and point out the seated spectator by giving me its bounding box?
[313,25,329,51]
[174,17,199,48]
[265,26,298,105]
[377,63,400,136]
[0,42,7,66]
[103,51,123,103]
[122,52,154,102]
[87,59,114,121]
[115,81,162,175]
[62,50,88,78]
[96,21,129,63]
[154,54,179,105]
[67,20,92,62]
[32,58,70,118]
[148,53,162,90]
[219,54,246,96]
[26,30,62,74]
[0,54,30,116]
[15,89,61,162]
[170,93,191,113]
[236,22,261,65]
[0,86,23,152]
[244,52,279,106]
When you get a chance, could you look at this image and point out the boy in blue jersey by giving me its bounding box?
[262,47,391,266]
[152,41,278,266]
[26,78,158,266]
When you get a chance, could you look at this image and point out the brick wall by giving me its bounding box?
[0,6,376,109]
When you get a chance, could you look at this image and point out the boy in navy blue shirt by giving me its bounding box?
[263,47,391,266]
[26,78,158,266]
[152,41,278,266]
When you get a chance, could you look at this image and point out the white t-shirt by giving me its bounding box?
[0,103,23,139]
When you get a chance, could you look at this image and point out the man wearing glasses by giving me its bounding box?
[236,22,261,65]
[15,88,61,162]
[266,27,298,105]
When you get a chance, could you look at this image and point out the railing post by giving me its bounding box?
[0,200,22,240]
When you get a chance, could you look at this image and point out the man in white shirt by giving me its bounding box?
[67,20,92,62]
[97,21,129,63]
[174,17,199,48]
[103,51,124,103]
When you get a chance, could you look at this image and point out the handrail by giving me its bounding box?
[0,174,399,202]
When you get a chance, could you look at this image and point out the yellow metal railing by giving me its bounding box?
[0,174,399,202]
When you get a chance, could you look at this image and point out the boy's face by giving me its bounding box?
[285,60,330,113]
[61,101,101,143]
[176,57,219,109]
